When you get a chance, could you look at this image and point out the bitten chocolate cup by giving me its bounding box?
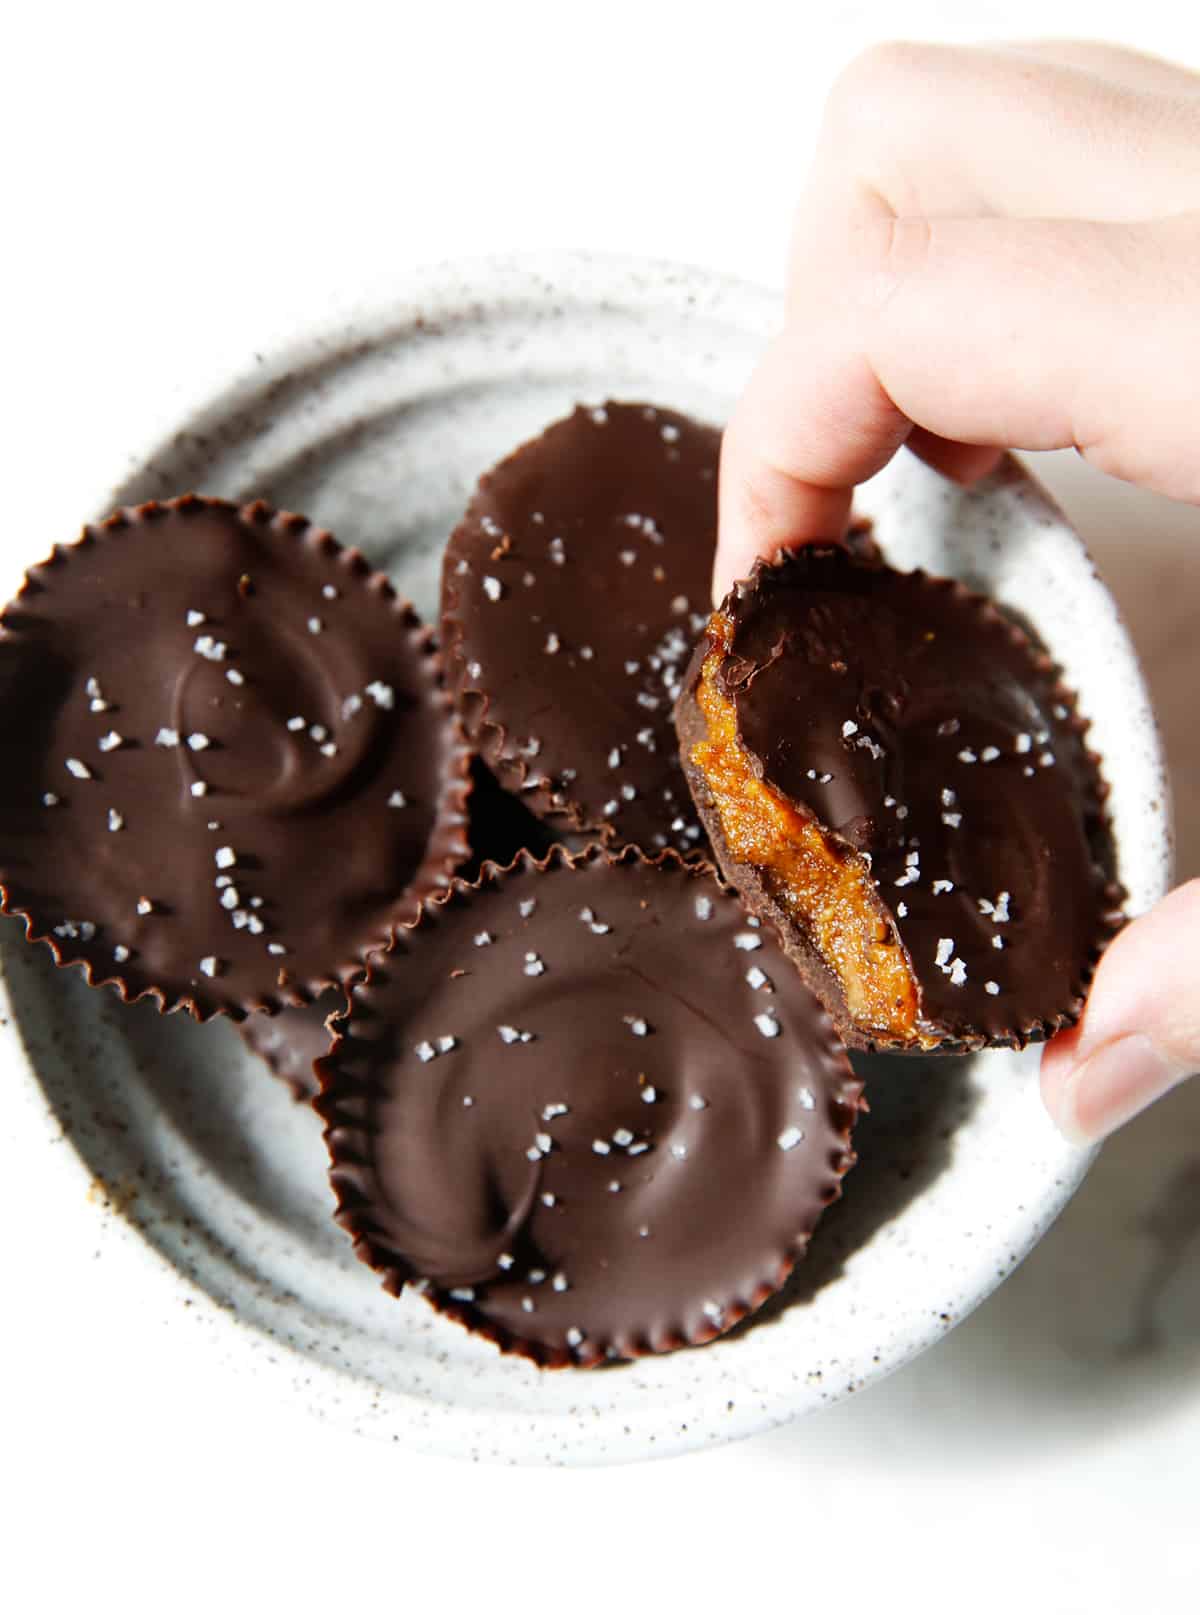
[440,401,718,858]
[0,496,472,1019]
[315,846,863,1368]
[676,547,1124,1053]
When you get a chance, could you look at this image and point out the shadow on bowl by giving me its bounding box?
[733,1051,981,1336]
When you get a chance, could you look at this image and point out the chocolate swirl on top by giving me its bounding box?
[0,496,471,1018]
[677,547,1124,1050]
[316,848,862,1367]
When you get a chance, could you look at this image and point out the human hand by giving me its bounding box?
[715,39,1200,1142]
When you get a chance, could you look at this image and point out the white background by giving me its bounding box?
[3,3,1200,1612]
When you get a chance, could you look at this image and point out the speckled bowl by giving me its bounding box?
[0,252,1172,1466]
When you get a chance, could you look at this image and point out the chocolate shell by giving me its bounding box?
[0,496,472,1019]
[676,548,1123,1052]
[238,994,344,1100]
[316,847,862,1367]
[440,402,717,857]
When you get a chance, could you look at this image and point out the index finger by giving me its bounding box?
[713,207,1200,602]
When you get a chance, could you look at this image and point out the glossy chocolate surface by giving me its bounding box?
[679,548,1121,1047]
[317,850,861,1366]
[238,994,343,1099]
[0,497,471,1018]
[440,402,717,856]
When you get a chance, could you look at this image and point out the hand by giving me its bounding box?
[716,39,1200,1142]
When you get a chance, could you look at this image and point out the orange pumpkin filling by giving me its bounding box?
[690,614,922,1042]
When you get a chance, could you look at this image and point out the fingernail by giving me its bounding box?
[1054,1033,1188,1145]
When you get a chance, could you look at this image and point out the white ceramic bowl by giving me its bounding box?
[0,252,1172,1466]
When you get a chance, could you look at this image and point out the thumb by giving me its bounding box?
[1041,879,1200,1144]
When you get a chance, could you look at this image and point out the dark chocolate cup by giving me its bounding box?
[439,401,717,861]
[0,495,473,1021]
[315,844,863,1369]
[676,548,1125,1054]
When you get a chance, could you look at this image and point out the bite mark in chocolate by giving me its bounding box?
[677,548,1123,1051]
